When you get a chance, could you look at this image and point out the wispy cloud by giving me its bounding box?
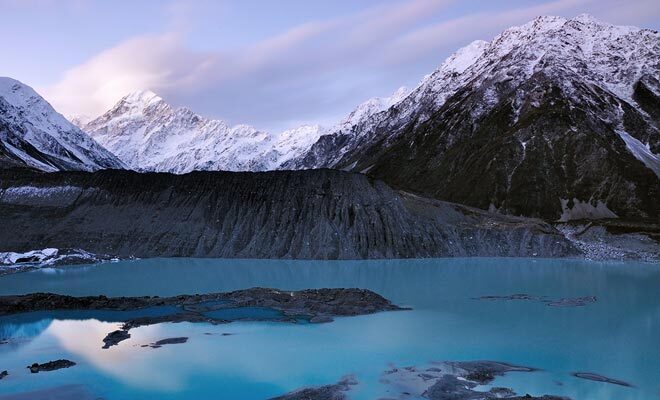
[42,33,205,118]
[39,0,659,131]
[42,0,456,124]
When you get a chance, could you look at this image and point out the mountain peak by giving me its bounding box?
[527,15,567,28]
[0,77,124,171]
[571,13,603,24]
[389,86,410,105]
[0,76,43,109]
[120,90,163,107]
[439,40,490,75]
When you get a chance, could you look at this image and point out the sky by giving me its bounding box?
[2,0,659,133]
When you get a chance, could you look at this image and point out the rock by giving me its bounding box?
[382,360,568,400]
[423,374,478,399]
[0,288,404,318]
[546,296,597,307]
[465,370,495,384]
[309,315,333,324]
[477,294,540,302]
[490,387,516,397]
[0,288,405,350]
[446,360,537,384]
[476,294,598,308]
[27,360,76,373]
[270,376,357,400]
[148,337,188,348]
[102,329,131,349]
[571,372,634,387]
[557,221,660,262]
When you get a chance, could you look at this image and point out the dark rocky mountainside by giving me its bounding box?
[345,71,660,221]
[286,15,660,222]
[0,168,577,259]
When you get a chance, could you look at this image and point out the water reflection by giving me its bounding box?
[0,258,658,399]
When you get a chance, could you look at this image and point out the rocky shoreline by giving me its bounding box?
[272,360,637,399]
[273,361,573,400]
[0,288,406,349]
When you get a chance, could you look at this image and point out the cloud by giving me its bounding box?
[41,33,205,117]
[40,0,659,131]
[384,0,592,62]
[41,0,456,125]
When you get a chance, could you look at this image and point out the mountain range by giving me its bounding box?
[74,86,408,174]
[288,14,660,221]
[1,14,658,223]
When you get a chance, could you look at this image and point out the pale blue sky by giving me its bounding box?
[2,0,658,132]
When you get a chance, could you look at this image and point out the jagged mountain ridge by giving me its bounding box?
[0,77,124,172]
[0,168,578,259]
[83,90,289,173]
[287,14,660,221]
[81,87,409,174]
[50,14,659,222]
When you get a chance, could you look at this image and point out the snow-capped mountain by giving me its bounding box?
[337,86,409,131]
[66,114,93,129]
[82,91,327,173]
[60,14,658,220]
[281,86,411,170]
[288,14,660,220]
[282,42,489,171]
[81,86,412,174]
[0,77,124,172]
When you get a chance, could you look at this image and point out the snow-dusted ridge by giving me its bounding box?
[286,13,660,176]
[0,77,124,172]
[276,14,659,220]
[81,85,411,173]
[18,13,657,183]
[81,90,325,173]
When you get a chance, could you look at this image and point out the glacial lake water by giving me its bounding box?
[0,258,658,399]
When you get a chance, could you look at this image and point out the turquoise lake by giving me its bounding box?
[0,258,658,399]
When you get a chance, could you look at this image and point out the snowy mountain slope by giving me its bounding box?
[0,77,124,172]
[282,41,490,171]
[83,91,326,173]
[280,86,412,170]
[66,114,92,129]
[288,14,660,220]
[337,86,409,131]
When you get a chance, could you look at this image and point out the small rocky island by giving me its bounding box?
[273,360,573,400]
[0,287,406,348]
[28,360,76,374]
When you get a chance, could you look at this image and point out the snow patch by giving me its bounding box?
[558,198,618,222]
[616,130,660,178]
[0,186,82,206]
[0,248,59,265]
[0,248,111,273]
[337,86,411,132]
